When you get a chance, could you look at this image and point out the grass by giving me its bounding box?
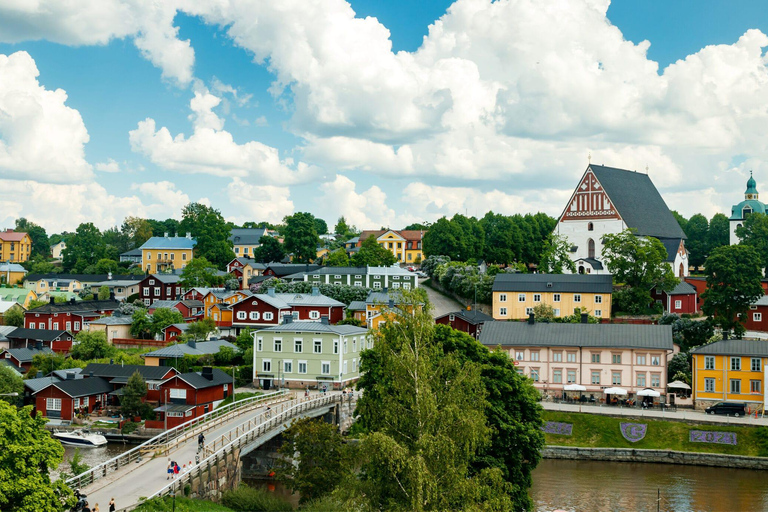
[216,392,262,409]
[542,410,768,457]
[134,496,235,512]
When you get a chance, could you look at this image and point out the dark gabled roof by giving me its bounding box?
[666,281,697,296]
[24,273,136,283]
[659,238,683,263]
[308,266,413,277]
[81,363,176,381]
[264,264,321,277]
[436,309,494,325]
[144,274,181,284]
[26,299,120,315]
[120,248,143,257]
[171,368,232,389]
[0,359,23,374]
[576,257,604,270]
[257,323,369,335]
[24,376,60,393]
[50,376,113,398]
[478,322,673,350]
[692,339,768,357]
[6,328,71,341]
[2,346,54,362]
[589,165,686,239]
[142,340,238,358]
[229,228,267,245]
[492,273,613,293]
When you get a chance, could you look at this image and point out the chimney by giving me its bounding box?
[70,298,76,304]
[283,314,293,324]
[527,312,535,325]
[311,286,319,296]
[267,287,276,297]
[581,313,589,324]
[35,341,43,350]
[49,297,55,304]
[320,316,329,325]
[723,331,728,341]
[108,272,113,280]
[36,371,43,379]
[66,371,75,380]
[388,299,395,308]
[187,339,197,349]
[202,366,213,381]
[186,232,192,239]
[89,371,94,378]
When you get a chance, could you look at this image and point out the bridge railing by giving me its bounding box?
[141,394,342,506]
[66,389,290,491]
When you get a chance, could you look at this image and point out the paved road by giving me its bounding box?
[543,401,768,425]
[420,278,464,318]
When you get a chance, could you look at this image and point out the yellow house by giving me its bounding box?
[363,290,423,329]
[0,263,27,285]
[492,273,613,320]
[358,229,426,264]
[27,277,82,294]
[0,229,32,262]
[0,288,38,308]
[202,290,247,319]
[230,228,276,259]
[692,339,768,409]
[139,234,196,274]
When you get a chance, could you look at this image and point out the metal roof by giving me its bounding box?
[50,376,113,398]
[24,376,61,394]
[0,263,26,273]
[436,309,494,325]
[229,228,267,246]
[691,339,768,357]
[87,316,133,325]
[309,266,412,276]
[142,340,238,358]
[82,363,176,381]
[666,281,697,296]
[145,274,181,284]
[257,323,369,335]
[26,299,121,315]
[154,403,196,413]
[170,368,232,389]
[139,236,196,250]
[6,328,71,341]
[492,273,613,293]
[2,346,55,362]
[479,321,674,350]
[347,301,366,311]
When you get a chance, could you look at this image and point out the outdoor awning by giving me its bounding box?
[564,384,587,391]
[637,388,661,397]
[667,380,691,390]
[603,387,628,395]
[153,404,196,413]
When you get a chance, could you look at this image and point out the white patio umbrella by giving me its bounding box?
[636,388,661,397]
[667,380,691,390]
[603,387,628,396]
[564,384,587,391]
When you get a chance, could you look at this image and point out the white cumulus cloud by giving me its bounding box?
[225,178,294,224]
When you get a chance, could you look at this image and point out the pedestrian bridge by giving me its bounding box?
[69,392,351,511]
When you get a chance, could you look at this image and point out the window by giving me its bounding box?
[355,281,363,287]
[264,312,273,321]
[553,352,562,362]
[530,368,540,381]
[574,294,581,303]
[612,372,621,385]
[66,322,71,331]
[154,287,160,296]
[530,351,540,362]
[553,370,562,383]
[651,374,661,387]
[637,355,646,365]
[755,312,763,322]
[333,339,339,354]
[29,322,35,329]
[392,282,401,289]
[74,321,80,331]
[149,279,155,285]
[553,294,561,302]
[515,351,524,361]
[637,373,646,387]
[651,356,660,366]
[314,339,322,353]
[274,338,282,352]
[321,361,331,375]
[591,353,600,363]
[144,299,150,306]
[595,295,602,304]
[705,378,715,393]
[182,253,187,261]
[731,357,741,371]
[553,308,561,317]
[237,311,246,320]
[567,352,576,363]
[567,370,576,383]
[170,388,187,399]
[256,337,263,351]
[46,398,61,411]
[284,360,292,373]
[591,371,600,385]
[249,311,260,320]
[143,287,149,295]
[612,354,621,364]
[675,300,682,309]
[373,282,382,289]
[518,294,526,302]
[533,294,541,302]
[294,339,303,353]
[705,356,715,370]
[298,361,307,374]
[343,360,348,374]
[344,340,348,354]
[499,307,508,316]
[753,358,762,372]
[53,322,59,330]
[499,294,507,302]
[594,310,602,317]
[730,379,741,394]
[588,222,594,231]
[751,380,762,393]
[525,307,534,315]
[263,360,272,372]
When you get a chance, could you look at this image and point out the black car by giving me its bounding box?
[704,402,746,416]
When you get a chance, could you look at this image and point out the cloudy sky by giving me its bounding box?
[1,0,767,233]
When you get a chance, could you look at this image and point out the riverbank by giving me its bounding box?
[542,411,768,458]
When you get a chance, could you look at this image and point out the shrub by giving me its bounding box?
[122,421,138,434]
[221,485,292,512]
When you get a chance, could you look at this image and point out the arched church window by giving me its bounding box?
[588,222,594,231]
[588,239,595,259]
[578,266,585,274]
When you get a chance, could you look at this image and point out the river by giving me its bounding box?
[54,442,133,481]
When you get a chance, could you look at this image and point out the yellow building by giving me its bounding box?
[202,289,249,319]
[492,273,613,320]
[362,290,423,329]
[358,229,426,264]
[26,277,82,294]
[0,229,31,262]
[692,339,768,409]
[0,288,38,308]
[0,263,27,285]
[139,234,196,274]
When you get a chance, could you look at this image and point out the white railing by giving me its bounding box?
[66,390,290,490]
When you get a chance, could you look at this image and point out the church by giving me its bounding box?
[729,171,765,245]
[555,164,689,278]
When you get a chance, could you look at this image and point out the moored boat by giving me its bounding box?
[53,429,108,447]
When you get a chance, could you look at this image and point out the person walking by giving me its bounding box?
[93,504,100,512]
[198,432,205,453]
[167,460,174,480]
[109,498,115,512]
[174,462,180,477]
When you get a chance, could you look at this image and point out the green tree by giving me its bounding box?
[70,330,116,360]
[404,222,430,231]
[276,417,353,504]
[15,218,49,258]
[532,303,556,322]
[184,318,217,341]
[667,352,691,384]
[97,285,110,300]
[26,258,58,275]
[179,257,223,289]
[325,249,350,267]
[671,210,688,232]
[3,306,24,327]
[130,309,153,340]
[708,213,730,252]
[120,371,148,418]
[179,203,235,268]
[735,213,768,276]
[538,234,577,274]
[0,365,23,406]
[252,235,286,263]
[313,217,328,235]
[658,314,714,352]
[601,230,678,314]
[480,212,519,264]
[684,214,709,271]
[235,328,253,352]
[121,216,153,249]
[283,212,319,263]
[351,235,397,267]
[64,448,90,480]
[0,401,75,511]
[702,244,764,337]
[150,308,184,337]
[95,258,119,275]
[334,216,350,236]
[62,222,106,272]
[422,217,463,260]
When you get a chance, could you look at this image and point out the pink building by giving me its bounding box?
[479,318,677,400]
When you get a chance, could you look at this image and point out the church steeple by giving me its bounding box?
[746,171,758,200]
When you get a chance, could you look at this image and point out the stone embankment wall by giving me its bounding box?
[543,446,768,470]
[184,447,242,501]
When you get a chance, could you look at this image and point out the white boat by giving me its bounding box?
[53,429,108,447]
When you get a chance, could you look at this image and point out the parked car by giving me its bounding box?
[704,402,746,416]
[416,271,428,278]
[407,266,416,272]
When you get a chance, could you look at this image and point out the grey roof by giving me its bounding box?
[478,322,674,350]
[147,274,181,284]
[154,403,196,413]
[659,238,684,263]
[345,237,360,245]
[257,322,369,336]
[148,300,182,310]
[87,316,133,326]
[242,291,344,310]
[25,273,136,283]
[2,346,54,362]
[142,339,238,359]
[6,328,71,341]
[366,290,406,304]
[437,309,495,325]
[24,376,60,393]
[82,363,176,381]
[692,339,768,357]
[589,165,686,239]
[139,236,196,250]
[0,359,23,374]
[229,228,267,245]
[308,266,413,276]
[754,295,768,307]
[348,301,366,311]
[264,263,322,277]
[171,368,232,389]
[49,376,113,398]
[0,263,26,273]
[163,323,190,332]
[26,299,120,315]
[51,368,83,380]
[120,248,143,257]
[92,279,142,287]
[577,257,604,270]
[492,273,613,293]
[666,281,697,296]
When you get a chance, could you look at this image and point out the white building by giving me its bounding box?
[555,164,688,278]
[729,171,766,245]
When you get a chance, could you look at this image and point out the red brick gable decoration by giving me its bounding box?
[560,169,622,222]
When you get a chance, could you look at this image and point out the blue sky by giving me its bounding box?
[0,0,767,233]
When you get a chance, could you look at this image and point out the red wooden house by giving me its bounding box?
[229,287,345,332]
[138,274,182,306]
[33,375,112,421]
[146,367,232,429]
[81,363,178,403]
[745,295,768,332]
[651,281,698,315]
[5,328,74,353]
[162,323,189,342]
[435,309,494,339]
[148,299,204,322]
[24,298,120,334]
[182,288,210,301]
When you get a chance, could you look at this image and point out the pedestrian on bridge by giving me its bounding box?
[167,460,174,480]
[198,432,205,452]
[109,498,115,512]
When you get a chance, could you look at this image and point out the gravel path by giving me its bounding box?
[420,278,465,318]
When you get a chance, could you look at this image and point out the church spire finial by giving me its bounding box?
[645,164,649,174]
[588,152,591,164]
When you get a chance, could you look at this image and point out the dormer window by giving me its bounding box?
[744,206,753,218]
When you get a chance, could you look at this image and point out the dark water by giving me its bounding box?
[531,459,768,512]
[54,442,133,480]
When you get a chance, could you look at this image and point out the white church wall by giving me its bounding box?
[556,218,626,274]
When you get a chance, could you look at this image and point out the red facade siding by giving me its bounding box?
[164,325,183,342]
[434,315,481,339]
[138,276,181,305]
[651,288,698,315]
[744,305,768,332]
[25,311,109,334]
[34,386,107,421]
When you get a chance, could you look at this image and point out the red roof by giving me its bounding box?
[0,229,28,242]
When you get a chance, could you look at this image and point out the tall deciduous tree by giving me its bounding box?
[325,249,350,267]
[184,318,217,341]
[283,212,319,263]
[15,218,49,258]
[121,216,154,249]
[130,309,153,339]
[702,244,764,337]
[253,235,286,263]
[422,217,464,260]
[150,308,184,337]
[351,236,396,267]
[480,212,519,264]
[70,330,116,360]
[3,306,24,327]
[735,213,768,275]
[671,210,688,232]
[708,213,730,251]
[63,223,106,272]
[539,234,577,274]
[180,203,235,268]
[179,256,224,288]
[120,371,148,418]
[684,214,709,270]
[313,217,328,235]
[0,365,23,406]
[0,401,75,511]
